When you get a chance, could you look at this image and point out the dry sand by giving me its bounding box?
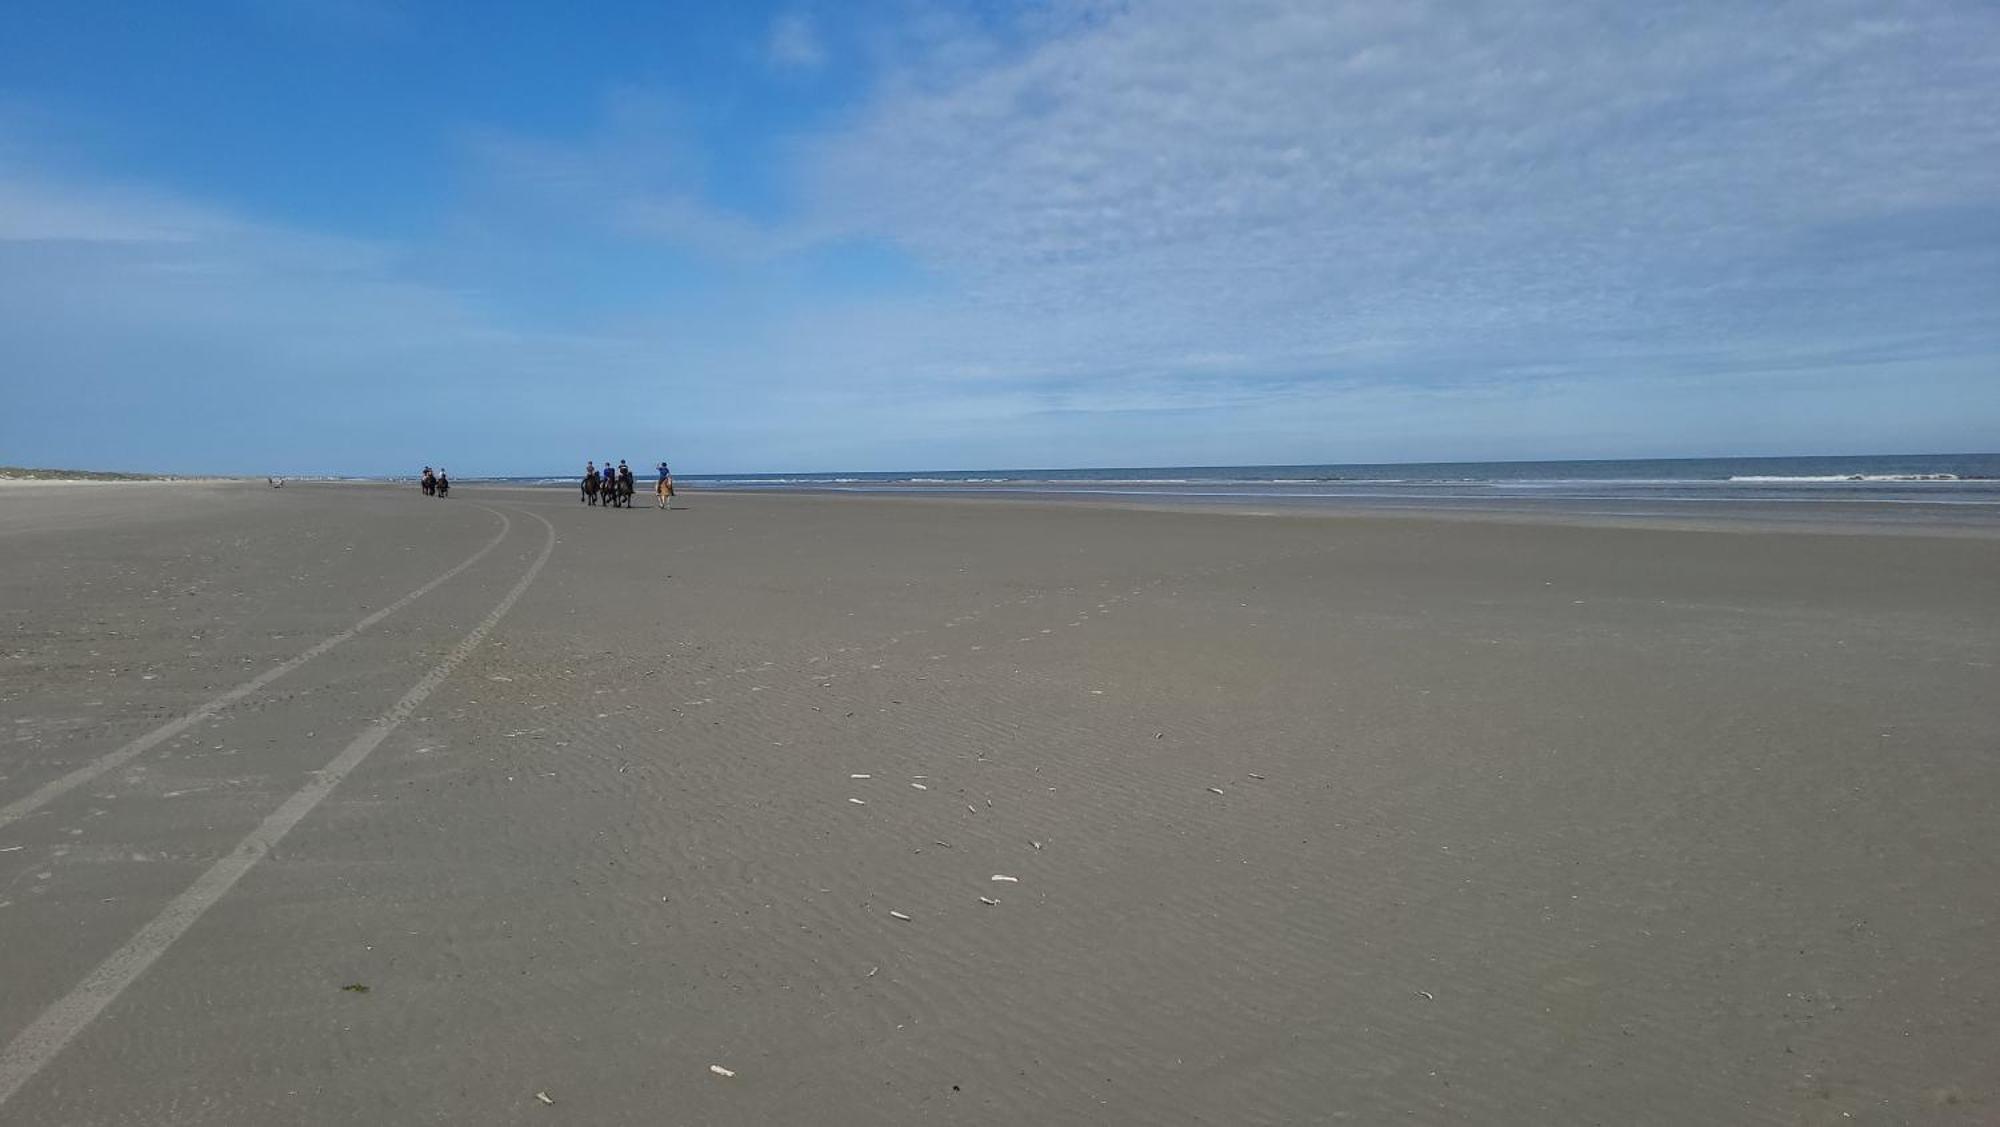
[2,482,1996,1124]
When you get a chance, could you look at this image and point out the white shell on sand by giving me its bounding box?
[979,896,999,906]
[991,874,1019,883]
[710,1065,736,1078]
[889,910,912,921]
[848,798,867,805]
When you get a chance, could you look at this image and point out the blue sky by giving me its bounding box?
[2,0,1997,475]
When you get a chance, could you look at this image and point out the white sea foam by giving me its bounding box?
[1728,473,1961,483]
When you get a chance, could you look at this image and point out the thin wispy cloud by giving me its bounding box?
[813,1,2000,392]
[457,95,809,264]
[0,178,211,244]
[768,12,826,70]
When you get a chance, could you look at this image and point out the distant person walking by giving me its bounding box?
[656,462,674,508]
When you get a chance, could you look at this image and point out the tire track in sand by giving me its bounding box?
[0,508,558,1114]
[0,506,516,832]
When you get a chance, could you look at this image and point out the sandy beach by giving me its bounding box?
[2,482,1996,1124]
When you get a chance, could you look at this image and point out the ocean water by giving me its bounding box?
[495,453,2000,518]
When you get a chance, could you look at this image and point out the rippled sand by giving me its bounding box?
[3,483,1996,1124]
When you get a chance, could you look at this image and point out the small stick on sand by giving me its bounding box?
[979,896,999,906]
[710,1065,736,1078]
[536,1091,554,1105]
[889,910,912,922]
[1248,773,1266,780]
[1206,786,1225,795]
[911,783,928,790]
[850,773,871,779]
[991,874,1019,883]
[849,798,867,805]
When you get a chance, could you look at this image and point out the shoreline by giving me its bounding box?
[463,480,2000,540]
[10,476,1999,538]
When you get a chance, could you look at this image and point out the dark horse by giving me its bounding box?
[597,467,631,509]
[581,468,601,506]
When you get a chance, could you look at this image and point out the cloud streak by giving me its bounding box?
[767,11,826,70]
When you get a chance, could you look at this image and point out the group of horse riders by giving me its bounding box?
[583,459,673,509]
[419,466,450,497]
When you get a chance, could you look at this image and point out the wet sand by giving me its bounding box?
[2,483,1996,1124]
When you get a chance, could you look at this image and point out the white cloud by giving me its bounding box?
[768,12,826,70]
[806,0,2000,397]
[458,99,804,263]
[0,177,218,244]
